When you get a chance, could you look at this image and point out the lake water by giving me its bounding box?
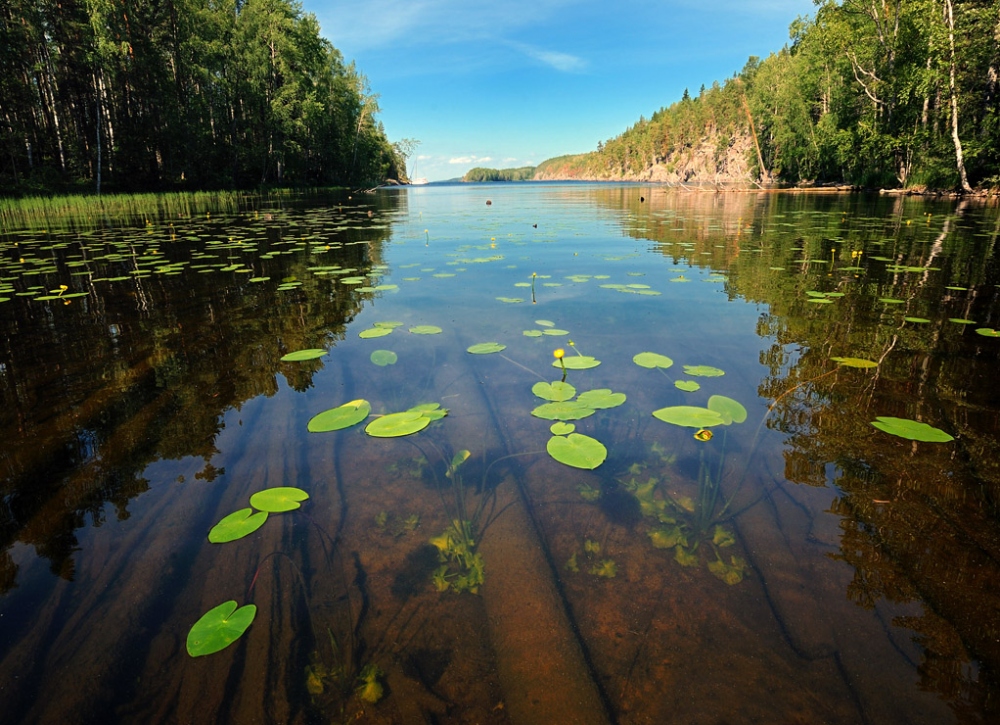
[1,183,999,724]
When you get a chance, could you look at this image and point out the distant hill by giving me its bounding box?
[462,166,537,182]
[533,3,1000,191]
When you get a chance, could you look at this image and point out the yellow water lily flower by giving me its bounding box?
[553,348,565,359]
[694,428,713,442]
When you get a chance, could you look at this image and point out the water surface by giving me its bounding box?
[1,184,999,724]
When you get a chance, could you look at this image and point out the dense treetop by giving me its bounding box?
[0,0,408,194]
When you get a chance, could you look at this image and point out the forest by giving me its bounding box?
[0,0,407,194]
[462,166,537,182]
[535,0,1000,190]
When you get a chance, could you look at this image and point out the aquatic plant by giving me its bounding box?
[186,600,257,657]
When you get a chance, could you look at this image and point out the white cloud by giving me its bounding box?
[417,154,433,160]
[510,42,586,72]
[478,156,493,163]
[449,156,475,164]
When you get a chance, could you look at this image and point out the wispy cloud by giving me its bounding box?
[510,42,586,72]
[449,156,475,164]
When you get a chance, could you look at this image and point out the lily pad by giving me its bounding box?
[308,399,372,432]
[871,416,953,442]
[208,508,269,543]
[535,320,555,327]
[576,389,627,410]
[186,600,257,657]
[707,395,747,424]
[553,355,601,370]
[652,406,726,428]
[249,487,310,512]
[550,422,576,435]
[831,356,877,368]
[547,433,607,469]
[976,328,1000,337]
[281,349,327,362]
[523,330,543,337]
[542,329,569,336]
[359,327,394,339]
[948,318,977,325]
[467,342,506,354]
[366,411,431,437]
[633,352,674,369]
[675,380,701,392]
[683,365,725,377]
[904,317,930,324]
[370,350,397,366]
[409,325,442,335]
[408,402,448,420]
[532,401,596,421]
[532,380,577,402]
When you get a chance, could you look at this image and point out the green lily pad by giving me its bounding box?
[467,342,506,354]
[370,350,397,366]
[831,356,877,368]
[904,317,930,324]
[550,422,576,435]
[535,320,555,327]
[683,365,725,377]
[707,395,747,424]
[870,416,954,442]
[948,318,977,325]
[542,329,569,336]
[249,487,310,512]
[532,401,596,421]
[976,328,1000,337]
[186,600,257,657]
[208,508,269,543]
[409,325,442,335]
[576,389,626,410]
[547,433,607,469]
[408,402,448,420]
[532,380,577,402]
[359,326,394,339]
[496,297,523,303]
[675,380,701,392]
[523,330,543,337]
[633,352,674,369]
[553,355,601,370]
[879,298,904,304]
[652,406,726,428]
[281,349,327,362]
[366,411,431,437]
[308,399,372,432]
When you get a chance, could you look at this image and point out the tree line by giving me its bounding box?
[0,0,407,195]
[538,0,1000,190]
[462,166,536,182]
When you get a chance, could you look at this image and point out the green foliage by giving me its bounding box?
[535,2,1000,189]
[186,600,257,657]
[1,0,405,194]
[462,166,536,182]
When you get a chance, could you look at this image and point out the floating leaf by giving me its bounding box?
[553,355,601,370]
[187,600,257,657]
[408,402,448,420]
[281,349,327,362]
[359,327,393,339]
[683,365,725,377]
[904,316,930,324]
[547,433,607,469]
[633,352,674,369]
[831,356,878,368]
[467,342,506,354]
[532,380,577,402]
[542,328,569,336]
[409,325,442,335]
[976,328,1000,338]
[652,406,726,428]
[550,422,576,435]
[675,380,701,392]
[208,508,269,543]
[576,389,626,410]
[707,395,747,424]
[496,297,523,303]
[366,411,431,437]
[948,318,977,325]
[370,350,397,366]
[871,416,954,442]
[308,399,371,432]
[249,487,310,512]
[523,330,543,337]
[535,319,555,327]
[532,401,596,421]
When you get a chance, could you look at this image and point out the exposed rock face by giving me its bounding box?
[534,130,757,184]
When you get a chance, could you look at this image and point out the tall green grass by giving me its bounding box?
[0,190,260,233]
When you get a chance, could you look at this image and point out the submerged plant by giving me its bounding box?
[356,663,384,704]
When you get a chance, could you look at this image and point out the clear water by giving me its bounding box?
[1,184,999,724]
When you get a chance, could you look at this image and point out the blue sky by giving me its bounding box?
[301,0,817,181]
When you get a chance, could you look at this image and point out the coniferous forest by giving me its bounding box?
[0,0,407,194]
[535,0,1000,190]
